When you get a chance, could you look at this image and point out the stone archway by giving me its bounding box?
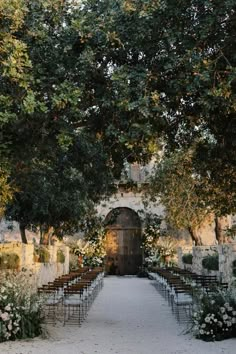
[105,207,142,275]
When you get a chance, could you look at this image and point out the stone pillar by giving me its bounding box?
[219,243,236,284]
[192,245,218,276]
[62,245,70,274]
[177,246,193,269]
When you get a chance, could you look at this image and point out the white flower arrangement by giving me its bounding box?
[67,235,106,268]
[192,286,236,341]
[0,272,44,342]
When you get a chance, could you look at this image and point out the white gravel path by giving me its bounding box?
[0,276,236,354]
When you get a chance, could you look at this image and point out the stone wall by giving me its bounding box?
[177,246,193,270]
[97,191,165,219]
[97,191,234,247]
[178,243,236,284]
[192,245,218,276]
[178,245,219,276]
[0,242,69,289]
[219,243,236,284]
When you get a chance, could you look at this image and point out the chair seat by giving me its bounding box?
[173,293,192,304]
[64,297,83,305]
[46,294,62,305]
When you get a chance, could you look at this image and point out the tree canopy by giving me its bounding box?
[0,0,117,241]
[1,0,236,242]
[73,0,236,214]
[76,0,236,215]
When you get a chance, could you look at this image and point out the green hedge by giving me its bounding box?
[182,253,193,264]
[202,253,219,271]
[232,260,236,276]
[57,249,65,263]
[0,253,20,269]
[34,246,50,263]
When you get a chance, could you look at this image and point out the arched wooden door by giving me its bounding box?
[105,208,142,275]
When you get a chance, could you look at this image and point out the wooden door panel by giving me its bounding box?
[117,228,142,275]
[105,209,142,275]
[105,230,119,274]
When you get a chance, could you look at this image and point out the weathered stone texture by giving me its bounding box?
[0,243,69,288]
[179,243,236,284]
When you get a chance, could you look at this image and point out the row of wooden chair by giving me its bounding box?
[170,267,228,293]
[150,269,193,322]
[149,267,228,323]
[63,269,104,325]
[38,267,104,325]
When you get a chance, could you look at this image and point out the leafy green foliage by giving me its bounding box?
[192,286,236,341]
[1,0,236,241]
[232,260,236,277]
[56,249,65,264]
[0,272,44,342]
[0,168,15,218]
[6,135,114,241]
[140,212,163,257]
[34,246,50,263]
[68,238,106,268]
[148,149,207,227]
[225,225,236,241]
[0,252,20,269]
[202,254,219,271]
[145,149,207,244]
[1,0,119,241]
[182,253,193,265]
[77,0,236,215]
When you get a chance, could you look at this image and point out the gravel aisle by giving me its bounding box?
[0,276,236,354]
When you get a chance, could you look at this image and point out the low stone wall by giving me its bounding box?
[178,243,236,284]
[177,246,193,270]
[0,242,69,289]
[192,245,218,276]
[0,242,27,268]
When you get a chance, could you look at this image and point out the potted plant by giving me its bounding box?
[154,236,178,264]
[57,249,65,263]
[34,246,50,263]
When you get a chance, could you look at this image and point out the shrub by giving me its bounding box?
[57,249,65,263]
[192,286,236,341]
[0,253,20,270]
[182,253,193,265]
[202,254,219,271]
[0,272,44,342]
[34,246,50,263]
[232,260,236,277]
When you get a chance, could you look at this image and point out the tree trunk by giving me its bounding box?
[215,216,226,244]
[40,224,54,245]
[188,226,202,246]
[39,225,43,244]
[19,222,28,244]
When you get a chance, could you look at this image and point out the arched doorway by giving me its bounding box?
[105,207,142,275]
